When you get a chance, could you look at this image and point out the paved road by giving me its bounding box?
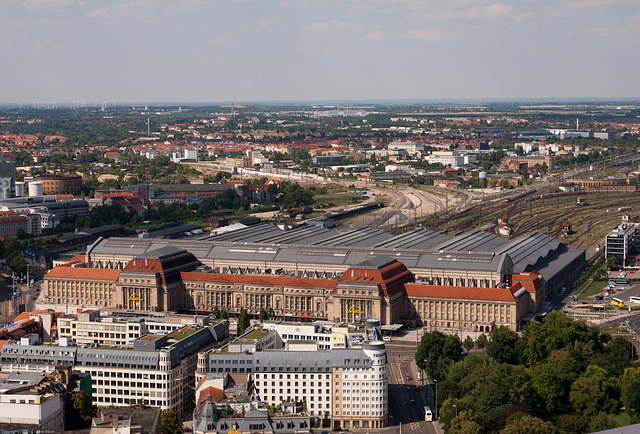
[384,340,439,434]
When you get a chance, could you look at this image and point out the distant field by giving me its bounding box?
[312,193,367,208]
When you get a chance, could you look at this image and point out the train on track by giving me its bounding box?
[525,190,590,202]
[504,188,538,203]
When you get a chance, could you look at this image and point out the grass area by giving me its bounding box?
[578,280,609,300]
[375,194,392,206]
[312,193,367,207]
[414,185,449,197]
[168,327,198,341]
[321,183,350,194]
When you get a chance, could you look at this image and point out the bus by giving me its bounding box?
[611,298,625,308]
[425,406,433,422]
[609,279,630,286]
[629,296,640,304]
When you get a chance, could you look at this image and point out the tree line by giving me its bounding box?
[416,311,639,433]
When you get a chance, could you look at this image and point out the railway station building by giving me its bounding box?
[43,225,585,332]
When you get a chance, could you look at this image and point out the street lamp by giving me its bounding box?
[453,404,458,418]
[434,379,438,421]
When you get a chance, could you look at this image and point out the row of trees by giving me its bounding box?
[416,311,639,433]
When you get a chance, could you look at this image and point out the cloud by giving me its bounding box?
[405,29,445,40]
[544,0,636,19]
[258,16,281,29]
[85,0,158,19]
[584,25,640,37]
[33,42,45,52]
[360,30,396,42]
[20,0,85,8]
[293,44,337,55]
[210,35,233,46]
[50,44,67,52]
[305,20,366,32]
[410,3,525,22]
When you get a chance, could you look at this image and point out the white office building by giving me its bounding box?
[0,323,226,417]
[197,321,388,431]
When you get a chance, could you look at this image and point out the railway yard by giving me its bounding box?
[423,189,639,250]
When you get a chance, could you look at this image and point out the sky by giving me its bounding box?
[1,0,640,103]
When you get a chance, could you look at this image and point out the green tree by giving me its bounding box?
[588,412,631,432]
[530,350,580,414]
[605,256,619,270]
[599,336,636,376]
[415,331,463,380]
[486,326,521,364]
[281,184,313,208]
[619,367,640,410]
[623,380,640,414]
[569,365,619,417]
[501,415,557,434]
[553,413,589,434]
[237,308,251,335]
[476,334,488,351]
[259,307,269,322]
[448,409,483,434]
[464,336,475,352]
[160,410,183,434]
[67,390,96,429]
[523,311,597,365]
[9,253,27,276]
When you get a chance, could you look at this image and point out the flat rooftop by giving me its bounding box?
[239,329,271,341]
[139,334,165,341]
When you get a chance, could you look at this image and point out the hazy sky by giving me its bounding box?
[2,0,639,103]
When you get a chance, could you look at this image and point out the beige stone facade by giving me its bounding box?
[43,249,543,331]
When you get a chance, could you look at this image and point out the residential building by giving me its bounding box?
[0,211,27,239]
[0,370,70,432]
[91,407,162,434]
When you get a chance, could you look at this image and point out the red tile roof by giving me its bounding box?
[404,283,521,302]
[181,272,337,290]
[46,267,121,281]
[197,386,224,405]
[338,261,413,296]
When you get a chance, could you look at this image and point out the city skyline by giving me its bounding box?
[2,0,640,103]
